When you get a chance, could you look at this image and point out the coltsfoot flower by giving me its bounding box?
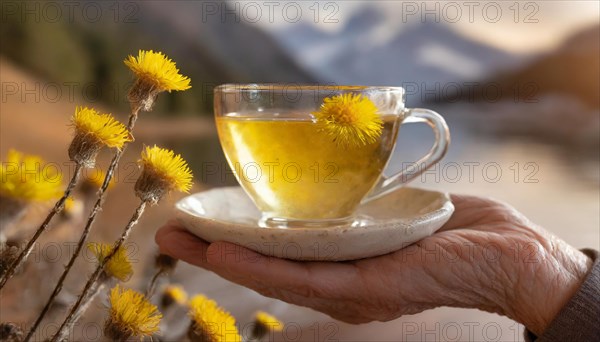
[252,311,283,339]
[59,197,83,221]
[187,294,241,342]
[1,150,63,227]
[161,284,188,308]
[125,50,191,112]
[64,197,76,213]
[104,285,162,341]
[0,149,63,203]
[87,242,133,282]
[135,145,193,204]
[0,322,23,342]
[146,253,180,298]
[312,93,383,148]
[155,253,178,273]
[69,107,132,168]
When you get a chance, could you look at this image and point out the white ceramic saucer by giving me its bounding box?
[175,187,454,261]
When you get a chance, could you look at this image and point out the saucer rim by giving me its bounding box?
[175,186,454,233]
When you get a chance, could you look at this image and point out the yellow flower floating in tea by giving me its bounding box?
[135,145,193,203]
[87,242,133,282]
[312,93,383,148]
[0,149,63,202]
[187,294,241,342]
[125,50,191,92]
[104,285,162,341]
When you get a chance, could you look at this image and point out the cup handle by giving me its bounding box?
[363,108,450,203]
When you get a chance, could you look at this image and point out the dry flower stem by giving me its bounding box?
[145,269,165,298]
[51,200,147,342]
[51,279,107,342]
[0,163,83,289]
[23,112,140,342]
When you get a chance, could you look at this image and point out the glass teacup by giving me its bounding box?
[214,84,449,228]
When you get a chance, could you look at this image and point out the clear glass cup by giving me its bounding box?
[214,84,450,228]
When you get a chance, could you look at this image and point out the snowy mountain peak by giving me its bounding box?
[271,7,520,92]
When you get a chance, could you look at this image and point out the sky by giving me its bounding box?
[241,1,600,53]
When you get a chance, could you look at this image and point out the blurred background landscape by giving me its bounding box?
[1,1,598,341]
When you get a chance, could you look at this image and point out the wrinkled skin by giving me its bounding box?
[156,194,592,336]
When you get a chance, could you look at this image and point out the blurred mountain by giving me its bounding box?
[271,5,523,100]
[446,24,600,109]
[563,25,600,54]
[140,2,316,84]
[0,0,315,116]
[503,24,599,109]
[450,25,600,159]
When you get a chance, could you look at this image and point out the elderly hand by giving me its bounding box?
[155,194,592,336]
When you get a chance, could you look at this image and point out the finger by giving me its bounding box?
[155,225,361,301]
[155,222,212,268]
[205,241,311,292]
[205,241,360,298]
[154,224,295,287]
[154,219,181,243]
[154,220,189,247]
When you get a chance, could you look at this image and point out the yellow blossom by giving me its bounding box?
[162,284,188,306]
[135,145,193,203]
[188,294,241,342]
[64,197,75,212]
[124,50,191,92]
[0,149,62,202]
[71,107,132,149]
[104,285,162,341]
[59,196,83,222]
[254,311,283,332]
[140,146,193,192]
[312,93,383,148]
[87,242,133,282]
[61,196,79,217]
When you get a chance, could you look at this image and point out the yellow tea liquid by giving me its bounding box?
[216,114,400,220]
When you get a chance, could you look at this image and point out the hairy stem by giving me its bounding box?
[51,200,147,342]
[0,163,83,289]
[145,269,165,298]
[51,279,107,342]
[23,110,140,341]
